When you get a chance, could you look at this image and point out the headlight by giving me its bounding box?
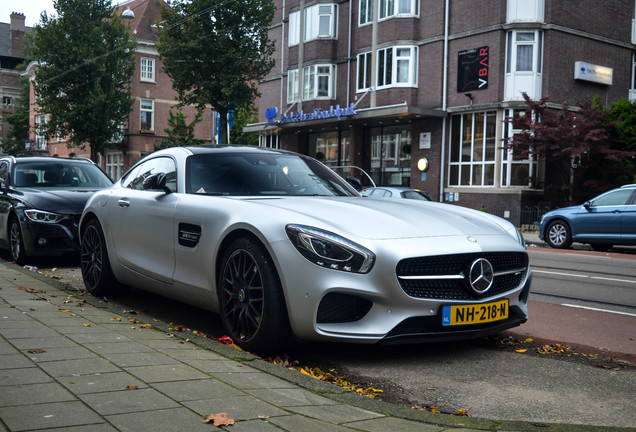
[286,225,375,273]
[514,227,526,248]
[24,209,67,223]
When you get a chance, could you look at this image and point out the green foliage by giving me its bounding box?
[156,0,275,144]
[229,106,259,146]
[507,93,636,206]
[26,0,136,162]
[2,75,31,156]
[158,109,203,149]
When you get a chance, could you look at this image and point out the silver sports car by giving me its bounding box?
[80,146,531,353]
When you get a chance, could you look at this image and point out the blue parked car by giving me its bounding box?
[539,184,636,250]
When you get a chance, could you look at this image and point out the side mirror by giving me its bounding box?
[583,201,591,209]
[142,172,171,193]
[345,176,362,191]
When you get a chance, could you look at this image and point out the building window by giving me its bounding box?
[289,11,300,46]
[506,0,544,22]
[35,115,47,150]
[501,109,538,187]
[377,46,418,89]
[359,0,373,25]
[2,96,13,106]
[449,112,497,187]
[106,152,124,180]
[379,0,418,20]
[370,125,412,185]
[504,30,543,100]
[357,52,372,90]
[287,69,299,104]
[309,131,350,166]
[303,64,335,100]
[140,99,154,131]
[140,57,155,82]
[304,4,337,41]
[630,53,636,101]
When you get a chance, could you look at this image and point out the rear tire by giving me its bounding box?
[218,237,290,354]
[80,219,118,296]
[546,220,572,249]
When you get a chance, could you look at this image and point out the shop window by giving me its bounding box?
[379,0,419,20]
[106,152,124,180]
[302,64,335,100]
[359,0,373,25]
[287,69,299,103]
[289,11,300,46]
[377,46,417,89]
[309,131,350,166]
[448,111,497,187]
[305,4,337,41]
[501,109,538,187]
[357,51,372,91]
[140,99,154,132]
[140,57,155,82]
[370,125,412,185]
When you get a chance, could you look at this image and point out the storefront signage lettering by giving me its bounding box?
[457,46,488,92]
[265,104,357,127]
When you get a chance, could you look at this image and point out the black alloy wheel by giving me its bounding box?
[80,219,117,296]
[9,217,26,265]
[218,237,290,353]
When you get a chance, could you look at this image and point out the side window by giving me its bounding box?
[0,162,8,188]
[121,157,177,192]
[592,189,633,207]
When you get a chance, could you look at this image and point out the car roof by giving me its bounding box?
[8,156,95,165]
[184,145,298,157]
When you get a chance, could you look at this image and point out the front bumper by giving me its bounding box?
[20,215,80,257]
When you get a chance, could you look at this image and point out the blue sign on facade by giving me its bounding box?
[265,103,357,127]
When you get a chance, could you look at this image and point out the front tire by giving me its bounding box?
[546,220,572,249]
[80,219,118,296]
[9,217,27,265]
[218,237,290,354]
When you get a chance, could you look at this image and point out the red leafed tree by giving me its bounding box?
[506,93,636,207]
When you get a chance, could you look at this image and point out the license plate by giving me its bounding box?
[442,299,509,326]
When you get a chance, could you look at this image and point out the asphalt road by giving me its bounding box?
[5,250,636,429]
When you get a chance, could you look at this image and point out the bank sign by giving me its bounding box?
[265,104,357,127]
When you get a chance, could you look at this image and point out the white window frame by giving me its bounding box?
[287,69,299,104]
[379,0,419,20]
[106,151,124,181]
[2,96,13,106]
[288,11,300,46]
[359,0,373,25]
[501,108,538,187]
[35,115,47,150]
[302,64,335,100]
[630,53,636,101]
[304,4,337,41]
[376,46,418,89]
[140,57,155,83]
[140,99,154,131]
[357,51,373,91]
[448,112,497,187]
[506,30,542,74]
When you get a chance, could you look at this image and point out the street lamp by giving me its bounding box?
[122,7,135,19]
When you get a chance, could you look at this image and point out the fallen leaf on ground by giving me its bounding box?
[218,335,234,345]
[456,408,470,416]
[126,385,138,390]
[515,348,527,353]
[27,349,46,354]
[203,412,234,426]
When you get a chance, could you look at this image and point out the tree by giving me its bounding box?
[603,98,636,183]
[229,106,259,146]
[507,93,636,206]
[2,75,31,156]
[158,109,203,149]
[156,0,275,144]
[26,0,136,162]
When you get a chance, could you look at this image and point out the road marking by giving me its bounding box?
[534,270,636,285]
[561,304,636,317]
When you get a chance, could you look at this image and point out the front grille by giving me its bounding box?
[396,252,528,300]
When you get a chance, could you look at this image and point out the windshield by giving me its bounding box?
[12,161,113,189]
[186,152,359,197]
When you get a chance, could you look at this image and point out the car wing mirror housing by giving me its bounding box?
[583,201,591,209]
[345,176,362,191]
[142,172,171,194]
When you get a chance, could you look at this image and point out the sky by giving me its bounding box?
[0,1,125,27]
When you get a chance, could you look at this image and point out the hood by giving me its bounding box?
[246,196,516,241]
[18,188,101,214]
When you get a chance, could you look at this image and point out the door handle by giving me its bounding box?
[118,198,130,208]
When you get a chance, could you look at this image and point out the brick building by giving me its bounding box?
[0,12,29,148]
[245,0,636,225]
[22,0,214,180]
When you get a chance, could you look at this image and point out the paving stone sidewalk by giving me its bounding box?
[0,261,625,432]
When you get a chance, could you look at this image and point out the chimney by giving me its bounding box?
[10,12,26,58]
